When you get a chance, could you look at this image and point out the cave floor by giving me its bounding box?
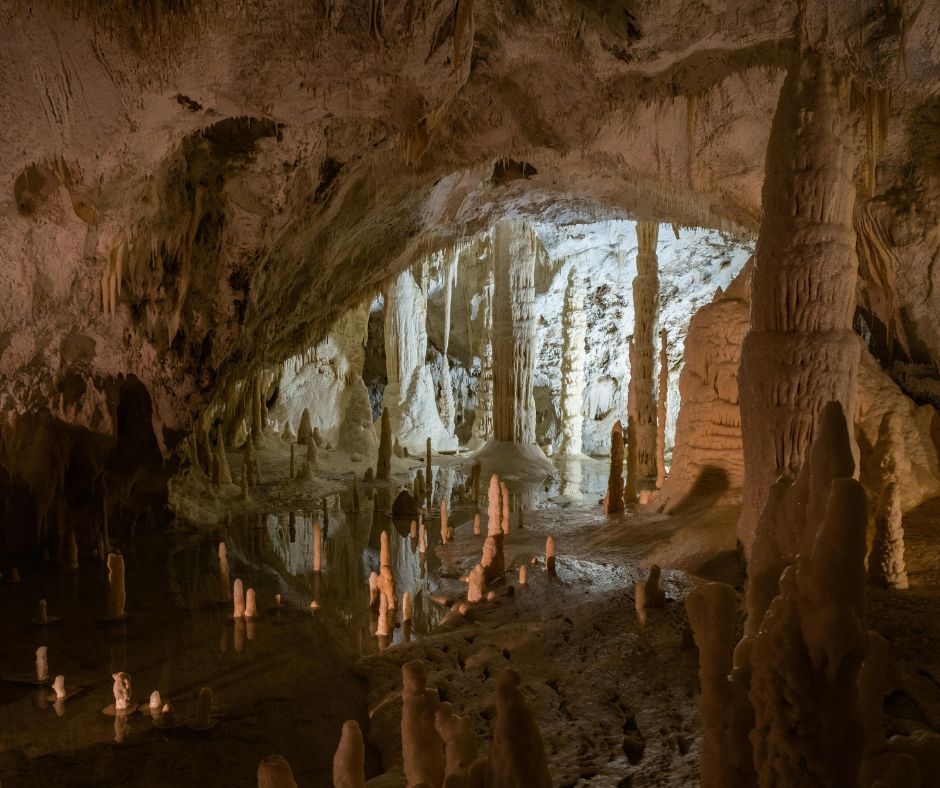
[2,447,939,787]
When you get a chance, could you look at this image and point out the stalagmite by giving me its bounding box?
[257,755,298,788]
[486,475,502,535]
[332,720,366,788]
[368,571,379,606]
[518,565,527,586]
[313,521,322,572]
[632,221,660,481]
[685,581,753,788]
[435,701,479,782]
[739,50,862,554]
[214,429,232,485]
[219,543,230,602]
[440,499,448,545]
[868,482,908,589]
[545,535,556,575]
[475,221,553,474]
[401,660,445,787]
[604,420,624,513]
[149,690,162,713]
[402,592,413,622]
[112,672,132,711]
[297,408,313,445]
[439,251,458,434]
[376,407,392,480]
[107,553,126,619]
[233,578,246,618]
[467,563,486,602]
[625,341,639,504]
[473,512,481,535]
[281,419,296,442]
[51,675,67,700]
[499,481,510,534]
[471,269,495,447]
[245,588,257,618]
[489,668,552,788]
[559,270,587,455]
[377,566,397,610]
[379,529,389,568]
[375,592,391,637]
[656,329,668,489]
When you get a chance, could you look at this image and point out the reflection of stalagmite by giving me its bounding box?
[376,407,391,480]
[471,269,495,446]
[739,50,862,554]
[632,221,660,480]
[332,720,366,788]
[656,329,668,489]
[559,270,587,455]
[604,420,624,513]
[313,521,322,572]
[107,553,126,619]
[401,661,445,787]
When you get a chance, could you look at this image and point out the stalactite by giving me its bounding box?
[739,51,862,554]
[632,221,660,481]
[558,270,587,455]
[655,329,668,489]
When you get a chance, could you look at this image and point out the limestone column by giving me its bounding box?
[474,220,552,475]
[384,268,456,453]
[471,269,495,446]
[439,252,458,434]
[632,221,659,481]
[738,51,861,554]
[558,270,587,455]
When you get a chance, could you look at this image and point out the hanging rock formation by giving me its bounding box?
[632,221,660,483]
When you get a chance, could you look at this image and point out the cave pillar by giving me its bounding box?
[383,269,456,454]
[439,251,458,434]
[558,270,587,456]
[738,51,861,554]
[471,269,495,446]
[632,221,660,481]
[473,220,552,475]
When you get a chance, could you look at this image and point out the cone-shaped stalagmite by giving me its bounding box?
[604,420,624,513]
[625,341,639,503]
[297,408,313,445]
[489,668,551,787]
[738,49,862,555]
[332,720,366,788]
[401,660,445,787]
[559,270,587,455]
[632,221,660,481]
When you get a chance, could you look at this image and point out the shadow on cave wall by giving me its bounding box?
[0,375,174,557]
[667,465,731,515]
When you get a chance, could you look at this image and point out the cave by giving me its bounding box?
[2,2,940,786]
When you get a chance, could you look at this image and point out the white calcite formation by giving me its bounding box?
[632,221,660,482]
[384,268,455,454]
[470,269,495,449]
[738,50,863,555]
[558,270,587,455]
[474,221,553,476]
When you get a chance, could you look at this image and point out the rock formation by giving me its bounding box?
[257,755,298,788]
[559,270,587,455]
[376,407,391,481]
[332,721,366,788]
[401,660,445,787]
[625,341,639,504]
[384,268,455,453]
[604,420,624,514]
[738,49,863,555]
[632,221,660,481]
[489,668,552,788]
[435,702,479,783]
[656,329,669,489]
[470,269,495,448]
[106,553,125,619]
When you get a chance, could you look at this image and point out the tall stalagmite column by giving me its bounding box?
[475,220,552,475]
[440,252,458,435]
[738,51,861,554]
[632,221,660,481]
[559,270,587,455]
[471,269,495,447]
[384,268,457,453]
